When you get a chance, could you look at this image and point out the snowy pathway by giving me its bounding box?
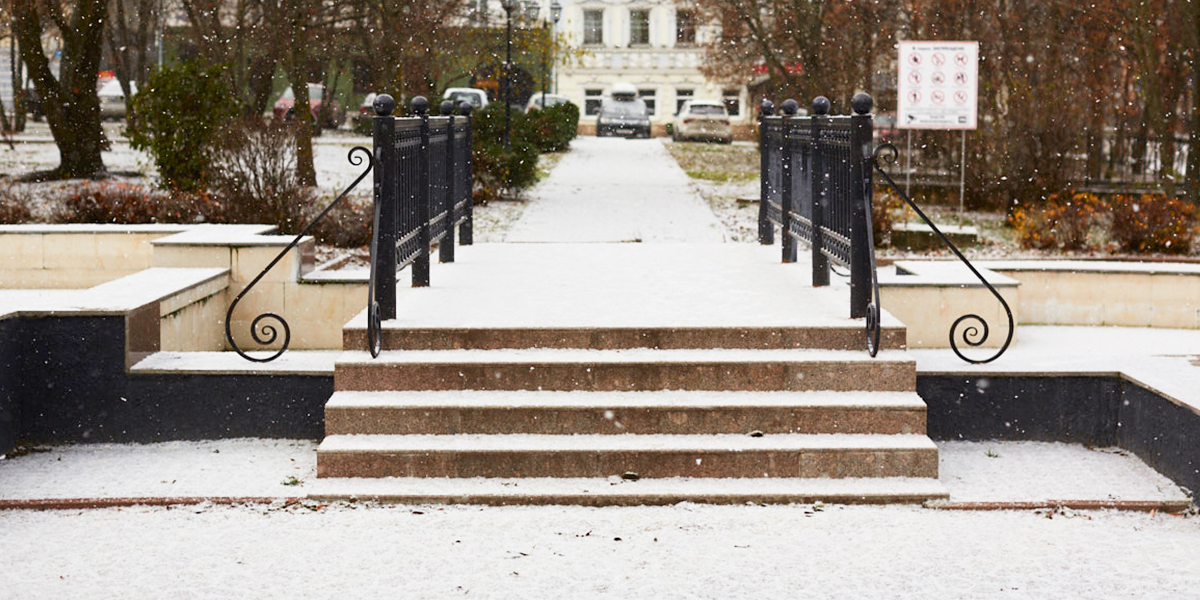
[504,136,726,243]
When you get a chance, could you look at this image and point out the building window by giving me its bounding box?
[675,89,693,115]
[629,9,650,46]
[639,89,656,116]
[583,9,604,45]
[585,88,604,115]
[723,88,741,117]
[676,10,696,45]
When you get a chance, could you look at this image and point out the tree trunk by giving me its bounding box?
[288,65,317,187]
[15,0,108,179]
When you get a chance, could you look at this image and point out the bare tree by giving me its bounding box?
[14,0,109,179]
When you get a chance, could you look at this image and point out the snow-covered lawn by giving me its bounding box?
[2,496,1198,598]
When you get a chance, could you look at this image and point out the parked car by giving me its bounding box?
[596,97,651,138]
[525,93,569,112]
[352,93,378,134]
[443,87,489,110]
[97,79,137,120]
[672,100,732,143]
[273,84,344,128]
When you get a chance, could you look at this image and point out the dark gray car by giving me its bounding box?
[596,97,651,138]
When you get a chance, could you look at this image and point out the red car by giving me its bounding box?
[273,84,344,128]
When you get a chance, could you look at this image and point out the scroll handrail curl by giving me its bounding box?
[870,143,1014,364]
[225,146,375,362]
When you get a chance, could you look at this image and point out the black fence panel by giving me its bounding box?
[368,95,474,354]
[760,94,875,320]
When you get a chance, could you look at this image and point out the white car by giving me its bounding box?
[672,100,732,143]
[525,93,570,112]
[97,79,137,120]
[443,87,489,110]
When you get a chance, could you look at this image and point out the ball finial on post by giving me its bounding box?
[373,94,396,117]
[851,93,874,115]
[458,102,473,117]
[760,99,774,117]
[411,96,429,115]
[440,100,455,116]
[812,96,831,116]
[780,99,799,116]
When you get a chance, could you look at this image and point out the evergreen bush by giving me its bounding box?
[470,102,539,202]
[128,61,239,192]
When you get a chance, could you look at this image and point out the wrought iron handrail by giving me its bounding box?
[225,146,374,362]
[871,143,1014,364]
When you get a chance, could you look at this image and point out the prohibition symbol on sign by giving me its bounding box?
[931,90,946,104]
[908,71,922,85]
[954,53,969,67]
[908,53,922,66]
[931,53,946,67]
[954,72,969,86]
[908,90,922,104]
[954,90,969,104]
[931,72,946,86]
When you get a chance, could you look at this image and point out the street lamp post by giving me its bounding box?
[501,0,541,147]
[541,1,562,109]
[501,0,517,148]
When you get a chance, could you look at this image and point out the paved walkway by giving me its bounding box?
[504,137,726,243]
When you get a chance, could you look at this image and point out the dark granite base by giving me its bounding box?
[919,375,1200,496]
[0,315,328,452]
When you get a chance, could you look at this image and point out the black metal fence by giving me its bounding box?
[368,94,474,355]
[758,94,878,331]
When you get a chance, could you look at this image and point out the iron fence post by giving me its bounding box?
[372,94,398,319]
[413,96,431,287]
[811,96,831,287]
[459,102,474,245]
[757,99,775,245]
[848,93,874,318]
[440,100,456,264]
[779,99,798,263]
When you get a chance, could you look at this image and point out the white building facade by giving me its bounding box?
[550,0,749,136]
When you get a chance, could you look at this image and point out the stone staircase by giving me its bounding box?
[311,320,948,505]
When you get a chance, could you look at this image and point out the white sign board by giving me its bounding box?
[897,41,978,130]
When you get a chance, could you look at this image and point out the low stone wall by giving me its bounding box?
[984,261,1200,330]
[880,259,1200,349]
[0,224,369,353]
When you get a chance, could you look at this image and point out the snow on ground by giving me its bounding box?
[0,439,1196,598]
[0,439,1186,505]
[503,137,726,243]
[2,498,1199,599]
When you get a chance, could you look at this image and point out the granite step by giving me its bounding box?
[343,323,907,352]
[324,390,928,436]
[305,475,950,506]
[333,348,916,393]
[315,433,939,479]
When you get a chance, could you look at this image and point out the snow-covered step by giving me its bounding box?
[306,475,949,506]
[324,390,928,436]
[333,348,916,393]
[315,433,939,479]
[342,323,907,352]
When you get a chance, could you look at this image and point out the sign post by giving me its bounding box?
[896,41,979,212]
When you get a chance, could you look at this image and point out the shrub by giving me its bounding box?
[54,181,220,224]
[1011,191,1101,251]
[470,102,539,202]
[871,190,905,247]
[1109,194,1198,255]
[307,195,374,248]
[0,183,34,224]
[526,101,580,152]
[207,118,314,234]
[128,61,239,192]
